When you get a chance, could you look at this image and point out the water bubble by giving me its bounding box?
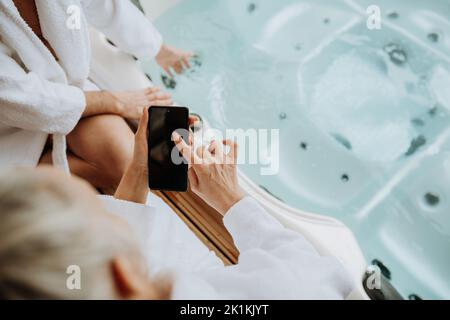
[341,174,350,183]
[427,33,439,43]
[390,50,407,66]
[427,103,447,118]
[424,192,440,207]
[279,112,287,120]
[409,294,422,300]
[383,43,408,66]
[387,11,399,19]
[411,118,425,127]
[192,55,203,67]
[247,3,256,13]
[405,135,427,156]
[300,141,308,150]
[331,133,352,150]
[161,74,177,90]
[428,105,439,117]
[371,259,392,280]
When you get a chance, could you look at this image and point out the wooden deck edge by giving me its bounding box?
[154,190,239,265]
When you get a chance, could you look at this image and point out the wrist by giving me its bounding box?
[115,163,149,204]
[125,162,148,185]
[105,91,124,116]
[83,91,123,117]
[220,188,246,216]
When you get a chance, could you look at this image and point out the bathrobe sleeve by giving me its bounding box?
[81,0,163,59]
[172,197,354,300]
[98,194,223,276]
[0,42,85,134]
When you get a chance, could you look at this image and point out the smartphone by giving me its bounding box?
[148,106,189,191]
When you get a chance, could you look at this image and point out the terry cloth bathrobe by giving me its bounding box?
[0,0,162,170]
[101,194,355,299]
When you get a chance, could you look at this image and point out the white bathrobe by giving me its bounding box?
[101,194,354,300]
[0,0,162,170]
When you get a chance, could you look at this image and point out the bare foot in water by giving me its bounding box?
[112,87,173,120]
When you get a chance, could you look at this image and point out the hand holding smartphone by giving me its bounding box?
[147,106,189,191]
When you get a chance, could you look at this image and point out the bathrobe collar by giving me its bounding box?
[0,0,90,87]
[0,0,65,83]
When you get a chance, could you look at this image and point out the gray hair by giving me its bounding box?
[0,169,138,299]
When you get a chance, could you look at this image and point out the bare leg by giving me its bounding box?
[39,149,113,192]
[67,114,134,193]
[40,114,135,194]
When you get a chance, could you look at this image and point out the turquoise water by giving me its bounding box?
[141,0,450,299]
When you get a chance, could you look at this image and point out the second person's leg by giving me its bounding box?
[66,114,135,193]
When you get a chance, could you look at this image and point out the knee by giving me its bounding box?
[67,114,134,189]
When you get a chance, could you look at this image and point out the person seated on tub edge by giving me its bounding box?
[0,110,354,300]
[0,0,193,194]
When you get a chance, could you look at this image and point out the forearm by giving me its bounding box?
[83,91,121,117]
[114,163,149,204]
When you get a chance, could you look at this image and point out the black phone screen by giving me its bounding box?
[148,106,189,191]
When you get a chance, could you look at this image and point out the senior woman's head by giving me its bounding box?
[0,167,169,300]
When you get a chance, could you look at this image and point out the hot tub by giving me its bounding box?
[138,0,450,299]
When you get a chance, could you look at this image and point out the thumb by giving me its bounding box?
[136,107,149,141]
